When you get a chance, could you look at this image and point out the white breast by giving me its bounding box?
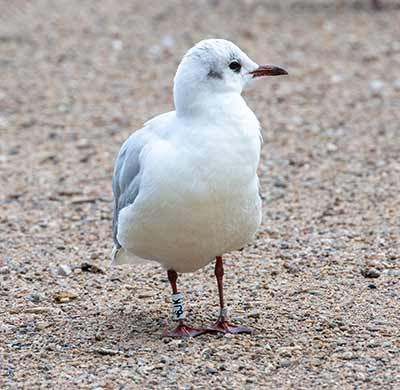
[117,100,262,273]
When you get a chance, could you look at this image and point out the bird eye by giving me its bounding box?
[229,61,241,72]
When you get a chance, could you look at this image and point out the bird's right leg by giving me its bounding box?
[162,269,206,338]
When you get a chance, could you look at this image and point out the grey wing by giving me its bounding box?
[112,110,175,247]
[112,131,149,247]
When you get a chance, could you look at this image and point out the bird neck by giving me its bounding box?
[174,90,246,120]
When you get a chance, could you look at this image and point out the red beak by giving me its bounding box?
[249,64,288,78]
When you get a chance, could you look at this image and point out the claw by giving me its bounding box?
[207,316,252,334]
[162,322,206,338]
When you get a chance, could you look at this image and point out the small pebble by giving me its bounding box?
[248,310,261,319]
[23,307,52,314]
[361,268,381,279]
[330,74,343,83]
[367,339,379,348]
[93,348,120,356]
[58,264,72,276]
[54,291,78,303]
[17,266,26,274]
[341,352,357,360]
[27,293,41,303]
[80,263,105,274]
[280,241,290,249]
[335,338,347,346]
[0,116,9,128]
[161,35,175,49]
[369,80,385,95]
[0,266,10,275]
[279,359,291,368]
[206,367,217,375]
[274,179,287,189]
[327,143,338,152]
[111,40,123,50]
[393,79,400,91]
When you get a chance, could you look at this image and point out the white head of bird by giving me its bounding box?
[173,39,287,116]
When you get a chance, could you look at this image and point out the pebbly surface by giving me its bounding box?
[0,0,399,388]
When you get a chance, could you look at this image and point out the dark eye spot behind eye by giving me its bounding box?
[207,69,223,79]
[229,61,241,72]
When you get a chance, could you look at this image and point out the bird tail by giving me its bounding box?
[111,246,150,265]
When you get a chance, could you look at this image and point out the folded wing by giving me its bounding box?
[112,111,175,248]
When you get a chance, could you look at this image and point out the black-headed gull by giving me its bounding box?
[112,39,287,337]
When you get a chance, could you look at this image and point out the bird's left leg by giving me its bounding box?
[162,269,206,338]
[207,256,252,334]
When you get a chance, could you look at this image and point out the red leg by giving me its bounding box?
[207,257,252,334]
[162,270,206,338]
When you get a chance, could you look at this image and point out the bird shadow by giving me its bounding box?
[95,306,167,346]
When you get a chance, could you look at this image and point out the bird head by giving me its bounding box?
[173,39,287,116]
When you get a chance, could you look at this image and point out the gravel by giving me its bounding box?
[1,0,400,389]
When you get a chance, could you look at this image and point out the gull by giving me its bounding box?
[111,39,287,337]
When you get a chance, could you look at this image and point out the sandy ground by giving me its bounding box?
[1,0,400,389]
